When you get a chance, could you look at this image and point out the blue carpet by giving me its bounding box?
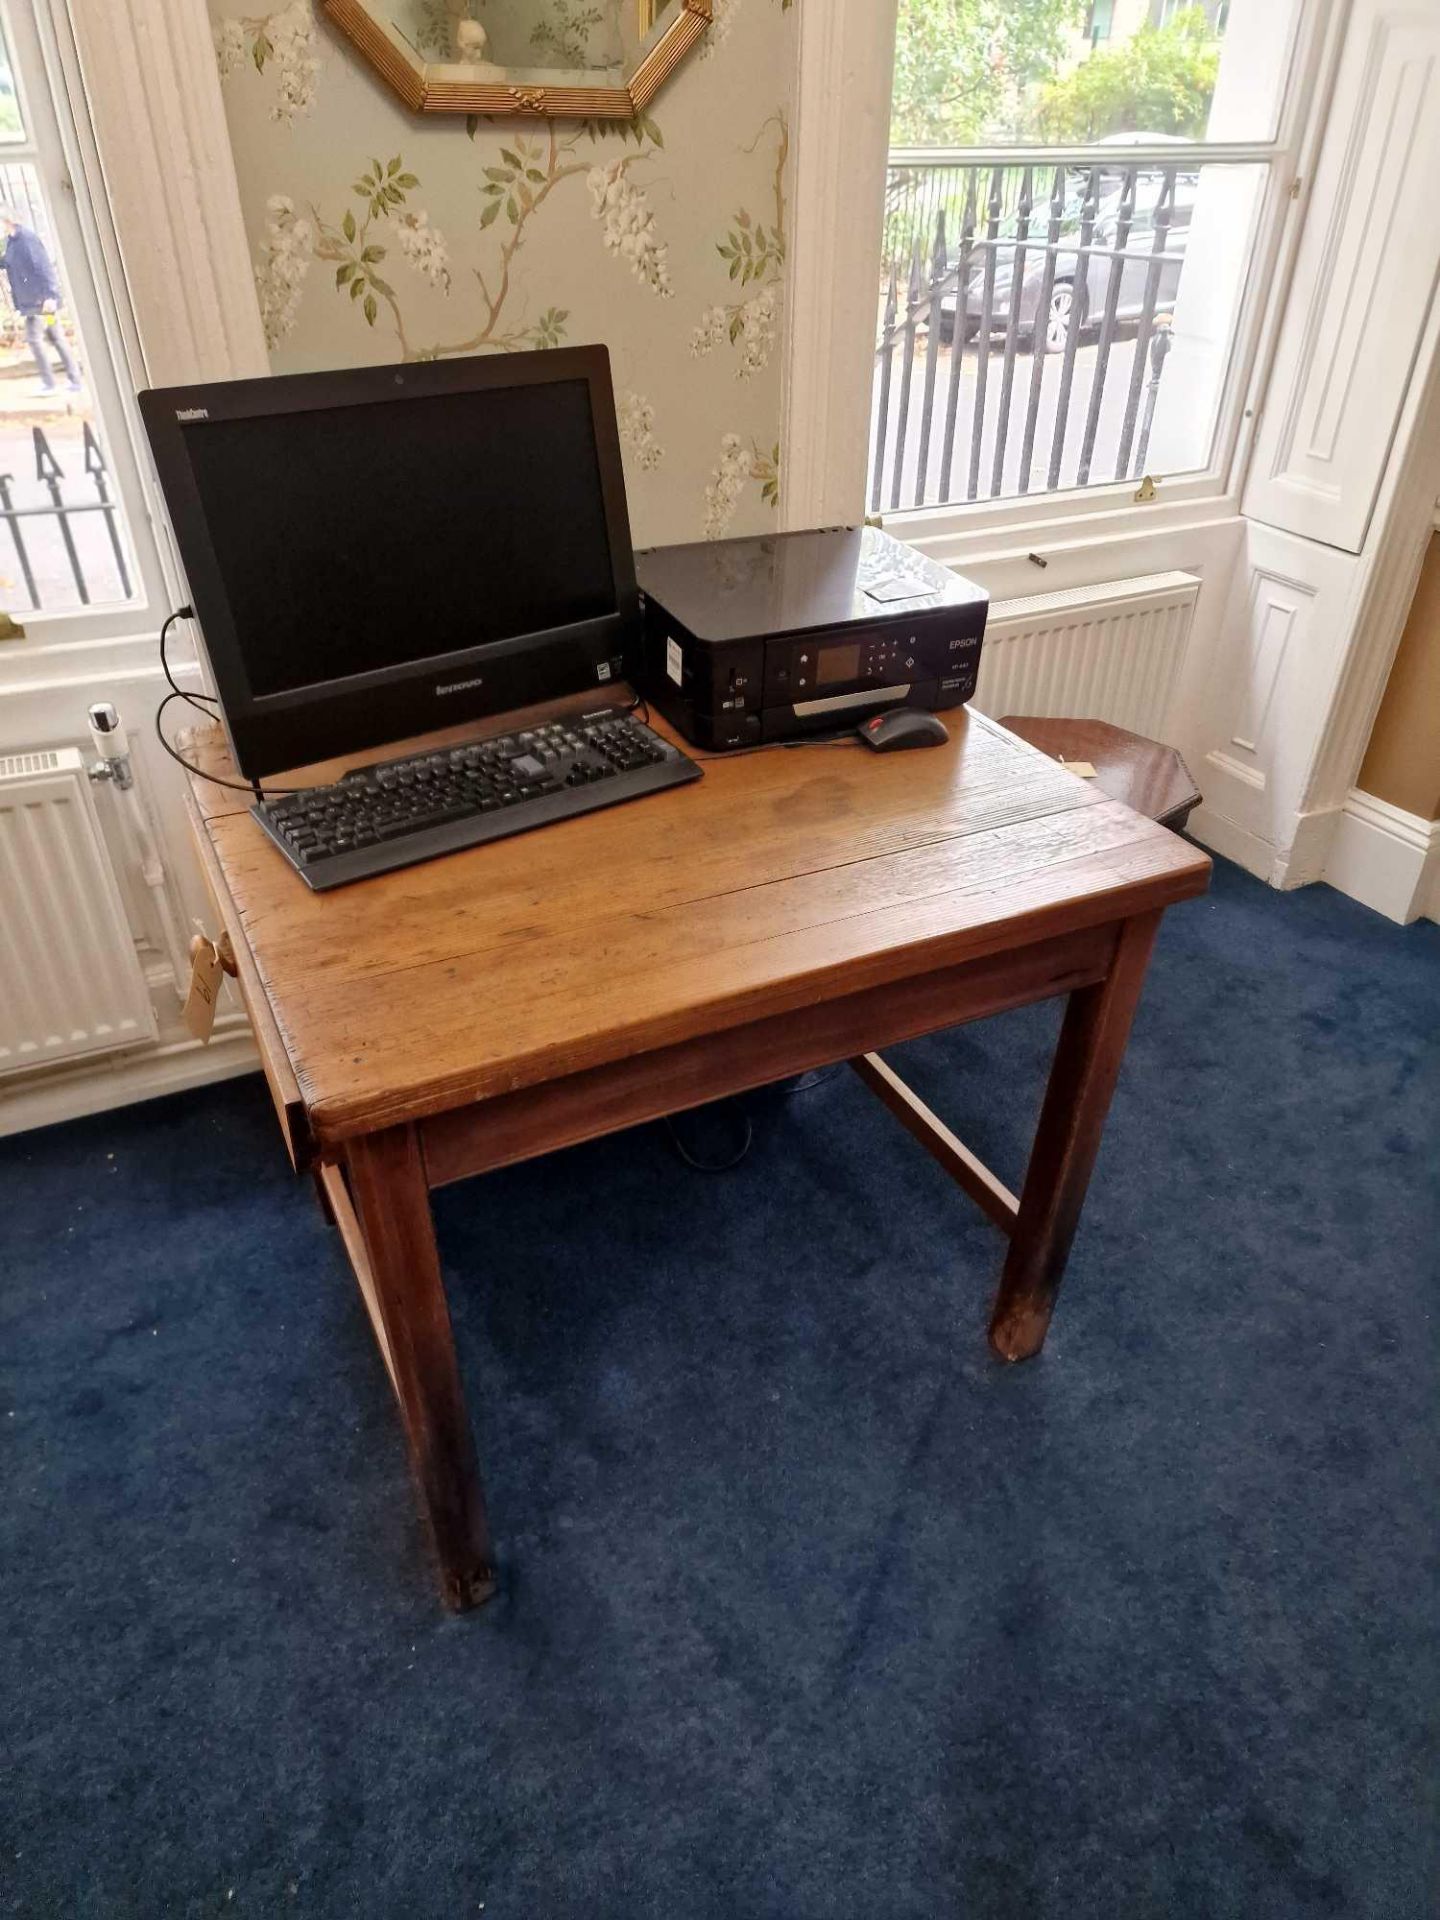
[2,858,1437,1918]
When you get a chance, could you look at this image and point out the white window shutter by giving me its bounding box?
[1244,2,1440,554]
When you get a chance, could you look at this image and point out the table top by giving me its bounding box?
[185,695,1210,1147]
[999,716,1203,827]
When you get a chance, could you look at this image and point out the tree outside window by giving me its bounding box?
[891,1,1224,149]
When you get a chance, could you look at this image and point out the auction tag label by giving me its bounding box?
[183,936,224,1042]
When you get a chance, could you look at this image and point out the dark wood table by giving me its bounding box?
[999,716,1203,831]
[184,694,1210,1610]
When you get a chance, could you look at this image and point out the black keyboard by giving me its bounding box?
[254,707,702,890]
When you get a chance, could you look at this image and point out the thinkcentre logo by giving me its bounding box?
[437,675,485,696]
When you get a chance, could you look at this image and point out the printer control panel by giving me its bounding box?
[764,626,980,704]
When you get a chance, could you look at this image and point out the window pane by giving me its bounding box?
[869,160,1265,512]
[0,16,22,145]
[0,164,138,614]
[890,0,1299,150]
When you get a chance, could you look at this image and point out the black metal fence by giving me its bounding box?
[872,159,1185,514]
[1,423,132,610]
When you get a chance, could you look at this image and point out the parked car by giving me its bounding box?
[938,171,1197,351]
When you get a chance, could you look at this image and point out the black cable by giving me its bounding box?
[152,690,313,797]
[153,605,323,797]
[625,689,651,726]
[159,606,217,717]
[666,1064,843,1174]
[782,1066,843,1095]
[664,1103,754,1173]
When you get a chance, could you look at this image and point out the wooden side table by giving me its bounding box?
[999,717,1202,832]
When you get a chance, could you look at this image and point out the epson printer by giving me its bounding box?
[636,525,989,751]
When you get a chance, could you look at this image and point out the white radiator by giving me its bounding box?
[973,570,1200,738]
[0,747,157,1077]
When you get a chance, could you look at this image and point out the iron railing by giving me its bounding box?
[872,159,1183,514]
[1,423,132,610]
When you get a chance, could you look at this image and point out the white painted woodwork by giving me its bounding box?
[1190,520,1358,875]
[1286,290,1440,878]
[0,749,158,1074]
[972,573,1199,740]
[59,0,268,386]
[0,1020,256,1138]
[1324,789,1440,924]
[1244,2,1440,553]
[780,0,899,531]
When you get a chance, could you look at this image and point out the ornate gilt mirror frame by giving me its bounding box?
[320,0,711,119]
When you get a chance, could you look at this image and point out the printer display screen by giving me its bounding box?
[816,642,861,687]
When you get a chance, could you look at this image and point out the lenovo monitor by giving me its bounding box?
[140,346,637,779]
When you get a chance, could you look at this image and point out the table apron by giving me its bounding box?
[419,919,1118,1190]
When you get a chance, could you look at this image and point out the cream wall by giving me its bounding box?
[206,0,797,548]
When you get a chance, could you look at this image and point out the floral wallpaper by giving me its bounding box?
[208,0,797,545]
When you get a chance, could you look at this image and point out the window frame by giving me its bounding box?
[0,0,168,645]
[845,0,1344,562]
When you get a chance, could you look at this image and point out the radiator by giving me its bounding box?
[973,570,1200,738]
[0,747,157,1077]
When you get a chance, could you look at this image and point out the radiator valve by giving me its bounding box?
[87,701,134,791]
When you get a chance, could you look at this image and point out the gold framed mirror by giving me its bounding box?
[321,0,710,119]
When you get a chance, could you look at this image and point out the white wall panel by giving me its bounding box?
[1193,522,1358,871]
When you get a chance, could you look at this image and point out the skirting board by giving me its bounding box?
[0,1021,259,1139]
[1323,790,1440,926]
[1187,804,1282,885]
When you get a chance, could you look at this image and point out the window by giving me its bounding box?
[0,2,156,631]
[874,0,1304,518]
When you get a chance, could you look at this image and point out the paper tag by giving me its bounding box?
[183,936,224,1042]
[666,636,683,686]
[1061,759,1098,779]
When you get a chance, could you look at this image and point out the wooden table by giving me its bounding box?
[999,716,1203,833]
[184,694,1210,1610]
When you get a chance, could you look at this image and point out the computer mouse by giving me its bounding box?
[857,708,950,752]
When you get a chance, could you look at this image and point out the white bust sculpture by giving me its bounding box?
[454,18,488,60]
[450,14,504,76]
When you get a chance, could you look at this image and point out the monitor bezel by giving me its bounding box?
[139,346,639,780]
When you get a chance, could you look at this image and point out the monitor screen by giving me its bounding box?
[180,377,619,699]
[142,348,638,777]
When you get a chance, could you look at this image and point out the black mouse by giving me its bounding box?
[857,708,950,752]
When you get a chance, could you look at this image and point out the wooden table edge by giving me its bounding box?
[299,850,1210,1149]
[185,789,316,1171]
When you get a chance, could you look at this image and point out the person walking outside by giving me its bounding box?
[0,204,82,395]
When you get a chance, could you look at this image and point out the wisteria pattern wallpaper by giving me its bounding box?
[207,0,798,545]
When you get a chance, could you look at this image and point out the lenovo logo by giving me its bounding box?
[437,675,485,696]
[175,407,210,422]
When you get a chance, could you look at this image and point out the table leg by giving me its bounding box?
[310,1166,335,1226]
[344,1124,497,1610]
[988,910,1162,1364]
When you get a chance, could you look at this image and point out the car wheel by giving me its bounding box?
[1045,282,1084,353]
[938,311,955,347]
